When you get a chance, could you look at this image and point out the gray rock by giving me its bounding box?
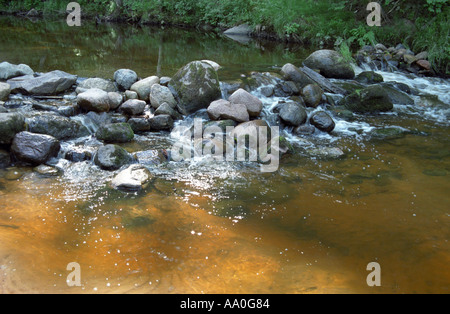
[94,144,134,171]
[303,49,355,79]
[307,147,345,159]
[0,62,34,80]
[119,99,146,116]
[169,61,221,115]
[341,85,393,113]
[0,82,11,101]
[134,149,168,166]
[114,69,138,91]
[154,102,183,120]
[95,123,134,143]
[130,76,159,100]
[111,164,153,192]
[301,84,323,108]
[150,83,177,109]
[207,99,249,123]
[279,102,307,126]
[0,112,25,145]
[293,124,316,135]
[298,66,348,95]
[148,115,174,130]
[231,120,270,141]
[159,77,171,86]
[309,111,335,133]
[77,88,111,112]
[125,90,138,100]
[127,117,151,133]
[355,71,384,84]
[108,92,123,110]
[11,131,60,165]
[33,165,60,177]
[280,63,315,88]
[26,114,88,140]
[224,24,252,36]
[77,77,117,92]
[379,83,414,105]
[228,88,263,117]
[8,70,77,95]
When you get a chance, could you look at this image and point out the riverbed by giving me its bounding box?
[0,16,449,294]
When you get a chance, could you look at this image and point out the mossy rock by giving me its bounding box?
[95,123,134,143]
[341,85,393,113]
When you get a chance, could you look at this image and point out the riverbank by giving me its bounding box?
[0,0,448,76]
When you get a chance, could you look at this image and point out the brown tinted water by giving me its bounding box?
[0,17,449,294]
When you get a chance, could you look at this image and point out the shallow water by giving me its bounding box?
[0,17,449,294]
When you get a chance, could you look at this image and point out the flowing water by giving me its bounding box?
[0,17,449,294]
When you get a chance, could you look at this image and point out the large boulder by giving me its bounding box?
[0,62,34,80]
[26,114,88,140]
[169,61,221,115]
[303,49,355,79]
[279,102,307,126]
[77,88,111,112]
[150,83,177,109]
[130,76,159,100]
[111,164,153,192]
[119,99,146,116]
[114,69,138,91]
[341,85,393,113]
[0,112,25,145]
[207,99,249,123]
[11,132,60,165]
[94,144,134,171]
[95,123,134,143]
[77,77,117,93]
[309,111,335,133]
[0,82,11,101]
[8,70,77,95]
[228,88,263,117]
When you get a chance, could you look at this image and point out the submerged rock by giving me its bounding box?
[11,131,60,165]
[33,165,60,177]
[94,144,134,171]
[169,61,221,115]
[111,164,153,192]
[303,49,355,79]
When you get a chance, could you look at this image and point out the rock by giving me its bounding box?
[11,132,60,165]
[77,77,117,93]
[0,82,11,101]
[127,118,151,133]
[375,43,387,51]
[134,150,168,166]
[148,115,174,130]
[279,102,307,126]
[119,99,146,116]
[111,164,153,192]
[26,114,88,140]
[169,61,221,115]
[306,147,345,159]
[416,59,431,71]
[301,84,323,108]
[293,124,316,135]
[150,84,177,109]
[207,99,249,123]
[8,70,77,95]
[154,102,183,120]
[95,123,134,143]
[231,120,270,141]
[273,81,300,97]
[223,24,252,36]
[94,144,134,171]
[309,111,335,133]
[0,112,25,145]
[0,149,11,168]
[33,165,60,177]
[201,60,221,71]
[108,92,123,110]
[341,85,393,113]
[303,49,355,79]
[64,149,92,162]
[403,54,417,65]
[159,77,171,86]
[130,76,159,100]
[297,66,348,95]
[228,88,263,117]
[371,127,408,140]
[379,83,414,105]
[0,62,34,80]
[415,51,428,60]
[203,120,238,133]
[26,8,39,17]
[114,69,138,91]
[125,90,138,100]
[355,71,384,84]
[77,88,111,112]
[280,63,315,88]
